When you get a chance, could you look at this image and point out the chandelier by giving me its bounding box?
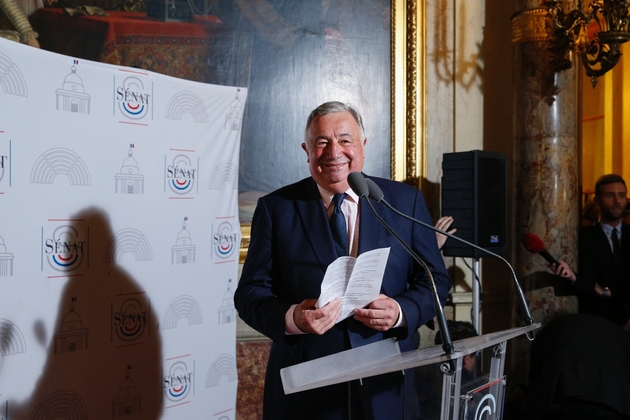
[546,0,630,87]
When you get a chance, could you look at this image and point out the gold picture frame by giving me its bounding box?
[239,0,426,263]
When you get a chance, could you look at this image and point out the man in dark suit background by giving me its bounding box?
[551,174,629,328]
[235,101,451,419]
[576,174,630,327]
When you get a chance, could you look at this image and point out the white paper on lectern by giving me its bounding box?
[316,247,390,322]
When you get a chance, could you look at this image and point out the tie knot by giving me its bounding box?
[332,193,346,211]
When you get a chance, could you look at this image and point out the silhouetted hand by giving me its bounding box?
[435,216,457,249]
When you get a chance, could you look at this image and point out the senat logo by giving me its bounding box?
[44,225,87,273]
[112,297,149,342]
[116,76,150,120]
[213,221,238,259]
[163,360,193,403]
[166,154,196,195]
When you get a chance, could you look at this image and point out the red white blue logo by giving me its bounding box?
[116,76,150,120]
[164,360,193,402]
[166,154,196,195]
[213,221,238,259]
[112,297,148,342]
[44,225,87,272]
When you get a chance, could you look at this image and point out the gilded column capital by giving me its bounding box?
[511,7,551,45]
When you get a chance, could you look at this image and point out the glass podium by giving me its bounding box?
[280,324,539,420]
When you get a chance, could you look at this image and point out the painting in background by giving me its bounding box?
[205,0,392,222]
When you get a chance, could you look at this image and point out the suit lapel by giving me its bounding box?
[294,178,338,267]
[358,180,385,254]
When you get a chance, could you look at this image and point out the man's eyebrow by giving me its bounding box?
[315,135,331,140]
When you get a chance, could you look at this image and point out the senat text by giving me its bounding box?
[214,233,238,245]
[166,166,196,179]
[45,240,86,254]
[164,373,193,388]
[116,88,150,104]
[113,311,147,326]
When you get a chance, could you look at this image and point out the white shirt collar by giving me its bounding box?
[600,222,622,236]
[316,184,359,206]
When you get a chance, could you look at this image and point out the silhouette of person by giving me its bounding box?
[4,208,163,420]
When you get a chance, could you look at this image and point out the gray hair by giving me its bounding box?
[304,101,365,140]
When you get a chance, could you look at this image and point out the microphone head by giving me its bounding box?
[365,178,384,202]
[347,172,369,198]
[522,233,545,254]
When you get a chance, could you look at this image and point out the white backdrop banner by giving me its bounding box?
[0,37,245,420]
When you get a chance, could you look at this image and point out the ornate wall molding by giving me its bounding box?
[392,0,427,185]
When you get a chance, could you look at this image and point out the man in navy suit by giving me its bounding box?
[235,101,451,419]
[551,174,629,328]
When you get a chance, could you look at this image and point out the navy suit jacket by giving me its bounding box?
[235,175,450,420]
[577,222,630,324]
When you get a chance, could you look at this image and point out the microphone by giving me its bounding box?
[522,233,559,266]
[348,172,456,370]
[364,178,384,202]
[347,172,369,198]
[356,173,536,340]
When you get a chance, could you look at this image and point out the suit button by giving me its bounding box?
[348,320,356,327]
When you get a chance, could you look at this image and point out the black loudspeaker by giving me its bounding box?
[441,150,507,258]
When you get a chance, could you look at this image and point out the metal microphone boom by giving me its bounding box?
[361,174,536,340]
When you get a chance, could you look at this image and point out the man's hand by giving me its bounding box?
[594,282,611,297]
[25,38,40,48]
[353,294,399,331]
[294,298,341,335]
[550,260,576,282]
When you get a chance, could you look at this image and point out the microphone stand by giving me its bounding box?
[363,177,535,340]
[360,196,457,374]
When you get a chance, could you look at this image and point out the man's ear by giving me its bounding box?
[301,143,309,162]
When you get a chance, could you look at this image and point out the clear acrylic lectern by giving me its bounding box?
[280,324,539,420]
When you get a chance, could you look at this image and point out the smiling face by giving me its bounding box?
[302,110,366,194]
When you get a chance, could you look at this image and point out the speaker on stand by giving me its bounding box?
[441,150,508,333]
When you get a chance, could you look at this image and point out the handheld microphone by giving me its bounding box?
[355,172,536,340]
[348,172,455,369]
[522,233,559,266]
